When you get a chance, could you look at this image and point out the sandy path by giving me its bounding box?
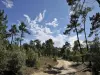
[55,60,77,74]
[31,72,52,75]
[33,60,92,75]
[33,60,77,75]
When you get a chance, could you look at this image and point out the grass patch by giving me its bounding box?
[23,56,58,75]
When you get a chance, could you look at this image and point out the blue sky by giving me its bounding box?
[0,0,100,47]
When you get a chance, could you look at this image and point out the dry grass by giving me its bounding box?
[38,57,58,70]
[23,57,58,75]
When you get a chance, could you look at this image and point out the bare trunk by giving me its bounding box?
[74,24,84,63]
[20,39,21,50]
[11,34,13,45]
[83,17,89,51]
[20,31,23,50]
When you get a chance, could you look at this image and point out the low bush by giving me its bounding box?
[26,49,38,67]
[53,56,57,62]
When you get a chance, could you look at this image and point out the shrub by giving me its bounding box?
[0,44,26,75]
[53,56,57,62]
[26,49,38,67]
[7,49,26,75]
[0,49,8,73]
[34,60,40,69]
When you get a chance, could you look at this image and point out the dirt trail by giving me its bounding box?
[33,60,77,75]
[55,60,76,74]
[31,72,51,75]
[33,60,91,75]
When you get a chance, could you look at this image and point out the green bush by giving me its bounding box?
[7,49,26,75]
[34,60,40,69]
[53,56,57,62]
[0,49,8,72]
[26,49,38,67]
[0,44,26,75]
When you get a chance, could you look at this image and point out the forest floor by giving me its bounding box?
[33,59,92,75]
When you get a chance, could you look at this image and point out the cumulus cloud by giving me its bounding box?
[24,10,84,48]
[23,11,67,47]
[23,10,85,48]
[68,35,83,47]
[46,18,58,27]
[35,10,46,22]
[53,34,67,47]
[35,33,67,48]
[43,27,52,34]
[1,0,13,8]
[24,15,84,48]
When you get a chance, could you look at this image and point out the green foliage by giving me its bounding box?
[45,39,54,56]
[19,22,30,48]
[26,49,38,67]
[72,40,79,52]
[9,25,19,44]
[0,10,8,39]
[19,22,30,36]
[89,12,100,37]
[0,44,26,75]
[34,60,40,69]
[73,51,81,62]
[53,56,57,62]
[0,49,8,72]
[66,0,79,5]
[7,49,26,75]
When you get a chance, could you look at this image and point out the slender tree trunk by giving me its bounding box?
[83,16,89,51]
[74,24,84,63]
[20,31,23,50]
[20,39,21,50]
[81,0,89,51]
[74,24,82,53]
[11,34,13,45]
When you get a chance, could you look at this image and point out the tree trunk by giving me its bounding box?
[20,39,21,50]
[20,31,23,50]
[83,17,89,51]
[74,24,84,63]
[11,34,13,45]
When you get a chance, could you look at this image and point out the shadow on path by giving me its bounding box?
[44,70,61,74]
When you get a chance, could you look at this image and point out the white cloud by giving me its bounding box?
[46,18,58,27]
[68,35,83,47]
[2,0,13,8]
[24,13,84,48]
[35,33,67,48]
[23,13,84,48]
[23,10,85,48]
[23,38,30,43]
[69,11,75,16]
[35,10,46,22]
[53,34,67,47]
[24,14,31,23]
[43,27,52,34]
[23,11,67,47]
